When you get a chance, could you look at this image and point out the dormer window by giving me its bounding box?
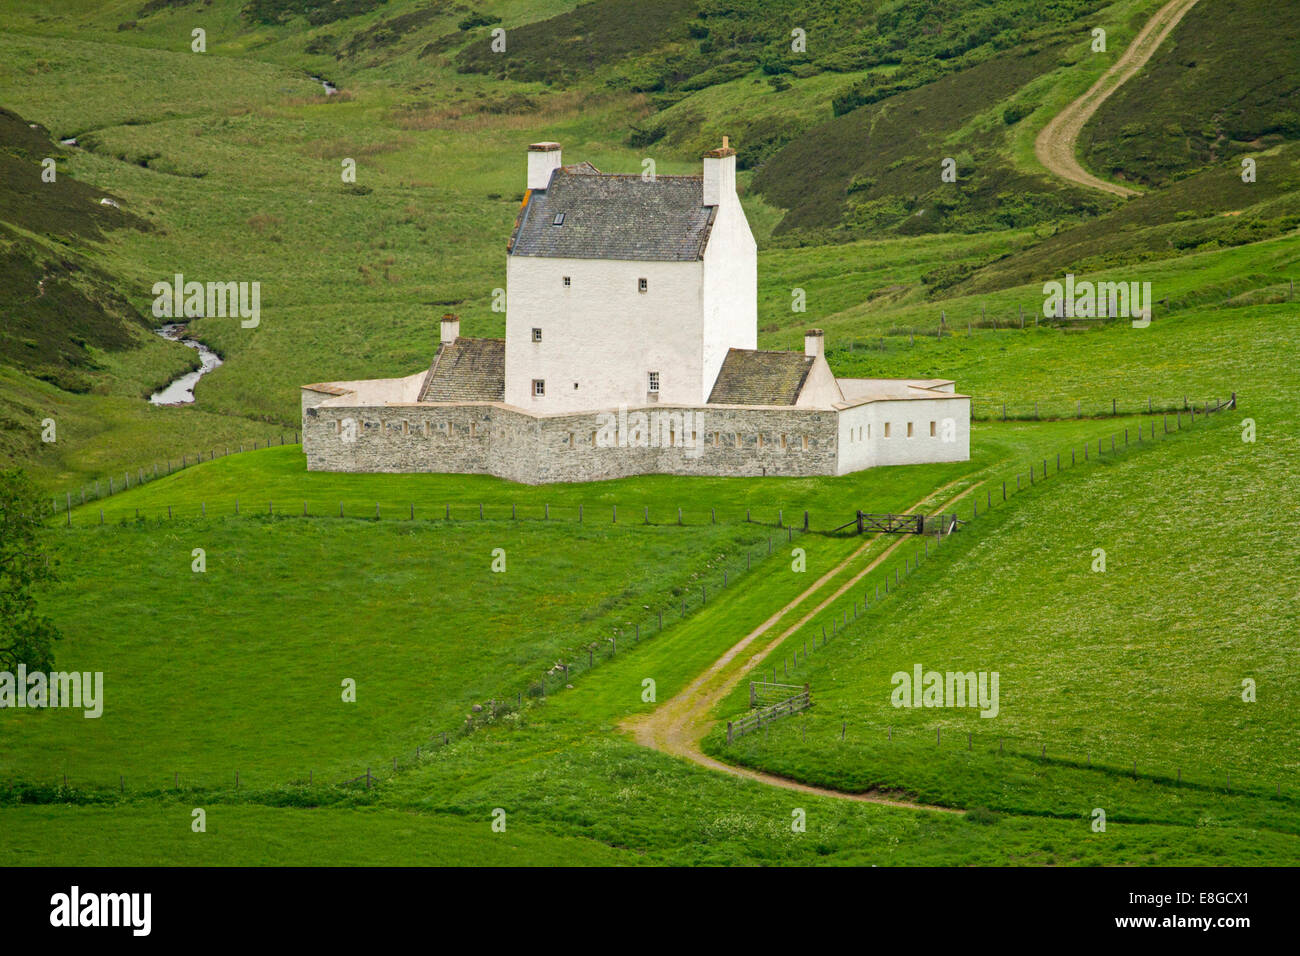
[552,212,565,226]
[638,278,648,293]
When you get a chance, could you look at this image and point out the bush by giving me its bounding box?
[1003,103,1030,125]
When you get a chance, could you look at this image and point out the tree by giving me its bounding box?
[0,468,60,671]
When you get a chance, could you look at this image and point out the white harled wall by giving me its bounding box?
[836,397,970,474]
[504,256,704,413]
[701,165,757,401]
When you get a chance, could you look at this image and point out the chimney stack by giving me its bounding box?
[527,142,562,191]
[702,136,736,206]
[804,328,825,359]
[440,313,460,345]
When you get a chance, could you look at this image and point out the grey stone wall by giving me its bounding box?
[302,400,840,483]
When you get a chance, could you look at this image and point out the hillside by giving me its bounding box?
[0,0,1297,877]
[1080,0,1300,188]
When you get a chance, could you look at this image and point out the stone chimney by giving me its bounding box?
[702,135,736,207]
[527,142,562,191]
[804,328,825,359]
[440,313,460,345]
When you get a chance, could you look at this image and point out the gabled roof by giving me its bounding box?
[508,164,716,262]
[419,337,505,403]
[708,348,814,406]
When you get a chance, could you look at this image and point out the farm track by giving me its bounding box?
[1034,0,1201,197]
[624,474,986,813]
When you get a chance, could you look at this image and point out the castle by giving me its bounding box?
[301,141,970,483]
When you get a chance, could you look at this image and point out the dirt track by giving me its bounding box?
[1033,0,1201,197]
[623,476,984,812]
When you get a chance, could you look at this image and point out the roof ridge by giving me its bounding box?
[419,342,448,402]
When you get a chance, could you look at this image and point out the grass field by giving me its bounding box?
[4,517,775,788]
[1,0,1296,868]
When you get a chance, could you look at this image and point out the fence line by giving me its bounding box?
[62,496,814,533]
[51,431,301,518]
[728,686,812,743]
[833,279,1296,350]
[969,392,1234,423]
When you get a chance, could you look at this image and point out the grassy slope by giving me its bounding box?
[4,517,772,786]
[706,411,1298,825]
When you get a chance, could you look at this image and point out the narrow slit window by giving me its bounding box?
[884,423,891,438]
[907,422,914,438]
[930,420,936,437]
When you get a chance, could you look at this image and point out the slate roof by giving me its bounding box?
[708,348,814,406]
[419,337,505,403]
[508,165,717,262]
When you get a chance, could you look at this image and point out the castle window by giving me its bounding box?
[734,433,741,449]
[757,433,764,449]
[647,371,659,393]
[567,432,574,446]
[930,420,936,437]
[553,213,565,226]
[867,424,871,440]
[590,430,597,446]
[907,422,914,438]
[470,422,477,438]
[402,421,409,436]
[712,432,720,447]
[562,276,571,287]
[781,434,788,450]
[638,278,648,293]
[884,423,891,438]
[532,328,542,342]
[533,379,545,396]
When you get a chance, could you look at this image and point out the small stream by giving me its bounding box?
[309,75,338,95]
[149,324,222,405]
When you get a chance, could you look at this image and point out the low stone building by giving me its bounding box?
[302,141,969,483]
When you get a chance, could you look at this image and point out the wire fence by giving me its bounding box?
[50,431,300,518]
[832,277,1297,350]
